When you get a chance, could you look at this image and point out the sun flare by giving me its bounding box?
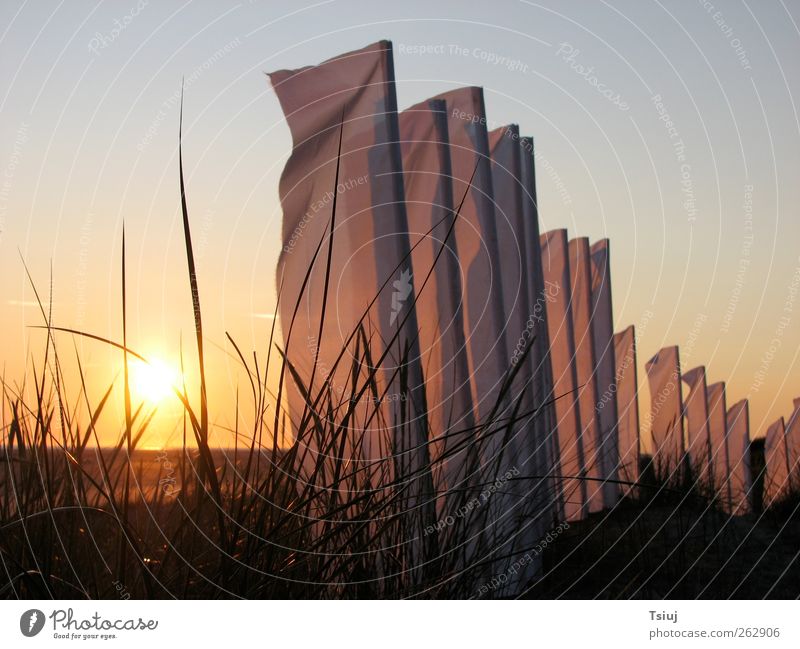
[130,357,179,405]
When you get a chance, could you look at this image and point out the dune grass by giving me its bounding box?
[0,108,548,599]
[2,111,798,599]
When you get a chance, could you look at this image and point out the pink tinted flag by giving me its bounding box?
[399,98,477,495]
[786,399,800,489]
[488,125,550,586]
[645,346,684,480]
[589,239,619,508]
[519,135,556,515]
[434,88,509,436]
[725,399,752,515]
[568,237,604,513]
[706,382,731,507]
[540,229,586,521]
[488,126,539,472]
[682,366,712,484]
[269,41,435,543]
[763,417,790,507]
[613,325,640,492]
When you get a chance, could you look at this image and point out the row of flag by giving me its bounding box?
[268,40,799,551]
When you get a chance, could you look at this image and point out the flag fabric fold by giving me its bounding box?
[568,237,604,513]
[786,397,800,490]
[725,399,752,515]
[399,97,478,498]
[433,88,509,437]
[589,239,620,508]
[430,90,517,579]
[487,125,548,586]
[763,417,790,507]
[519,135,556,519]
[682,366,712,485]
[645,346,684,480]
[269,41,436,564]
[783,399,800,492]
[706,381,731,507]
[540,229,586,521]
[613,325,640,492]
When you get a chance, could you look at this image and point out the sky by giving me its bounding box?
[1,0,798,448]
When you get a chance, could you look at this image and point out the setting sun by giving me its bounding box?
[130,357,179,405]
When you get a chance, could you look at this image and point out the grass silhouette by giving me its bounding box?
[2,108,798,599]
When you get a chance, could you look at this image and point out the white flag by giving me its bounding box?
[488,126,541,477]
[432,91,516,584]
[681,366,712,486]
[568,237,604,513]
[519,135,556,518]
[488,125,548,588]
[783,398,800,492]
[399,98,477,495]
[786,398,800,489]
[763,417,790,507]
[540,229,586,521]
[645,346,684,480]
[433,88,509,438]
[726,399,751,515]
[706,382,731,508]
[613,325,640,492]
[589,239,619,508]
[269,41,436,546]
